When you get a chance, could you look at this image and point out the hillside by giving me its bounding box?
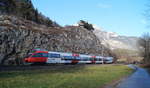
[0,0,59,27]
[92,25,139,50]
[0,15,111,65]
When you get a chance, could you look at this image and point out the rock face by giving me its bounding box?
[0,15,109,65]
[92,25,139,50]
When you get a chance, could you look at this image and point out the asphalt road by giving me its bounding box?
[116,65,150,88]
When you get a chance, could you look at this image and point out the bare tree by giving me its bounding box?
[139,32,150,63]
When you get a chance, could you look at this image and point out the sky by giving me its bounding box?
[32,0,150,37]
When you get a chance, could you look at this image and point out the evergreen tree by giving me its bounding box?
[79,20,94,31]
[0,0,60,27]
[35,8,39,23]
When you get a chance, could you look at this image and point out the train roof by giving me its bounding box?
[79,54,91,57]
[96,56,104,58]
[35,51,48,53]
[105,57,114,60]
[48,51,62,54]
[32,50,113,59]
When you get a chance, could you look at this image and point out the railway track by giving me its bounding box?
[0,64,98,72]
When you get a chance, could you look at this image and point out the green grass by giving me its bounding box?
[0,65,133,88]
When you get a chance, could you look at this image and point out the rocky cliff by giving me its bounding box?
[0,15,110,65]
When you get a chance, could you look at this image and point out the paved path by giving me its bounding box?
[116,65,150,88]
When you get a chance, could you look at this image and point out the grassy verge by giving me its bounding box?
[0,65,133,88]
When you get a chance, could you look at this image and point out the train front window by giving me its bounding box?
[25,54,32,58]
[90,58,95,60]
[32,53,48,57]
[97,58,102,61]
[32,53,42,57]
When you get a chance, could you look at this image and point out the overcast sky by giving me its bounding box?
[32,0,149,36]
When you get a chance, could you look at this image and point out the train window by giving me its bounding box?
[32,53,48,57]
[49,53,60,58]
[97,58,102,61]
[90,58,95,60]
[80,57,89,61]
[80,57,87,61]
[42,53,48,57]
[75,57,80,60]
[89,58,94,60]
[32,53,42,57]
[83,59,88,61]
[104,59,109,61]
[62,56,74,60]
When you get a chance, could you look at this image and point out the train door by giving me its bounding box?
[72,53,79,64]
[91,56,96,64]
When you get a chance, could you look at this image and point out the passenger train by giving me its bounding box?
[24,49,114,64]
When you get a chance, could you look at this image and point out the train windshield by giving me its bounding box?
[25,54,32,58]
[32,53,48,57]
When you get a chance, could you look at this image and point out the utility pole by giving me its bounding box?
[101,43,104,64]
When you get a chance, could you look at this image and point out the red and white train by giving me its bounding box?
[24,49,114,64]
